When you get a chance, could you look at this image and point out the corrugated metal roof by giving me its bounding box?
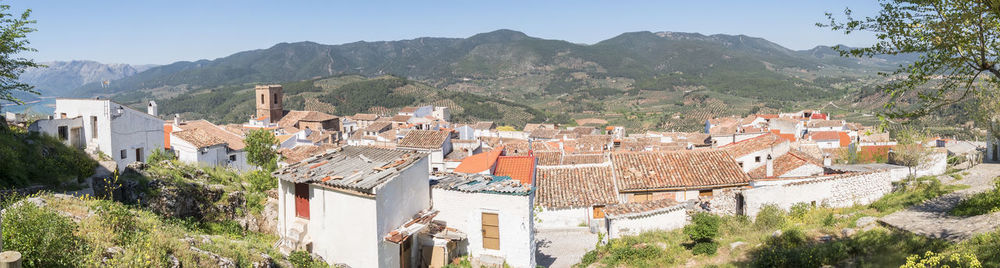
[430,172,532,196]
[272,146,427,194]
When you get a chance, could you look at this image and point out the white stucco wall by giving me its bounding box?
[815,140,840,149]
[375,157,432,268]
[735,141,790,172]
[536,207,590,229]
[432,189,536,268]
[913,151,948,177]
[607,207,687,239]
[28,116,85,148]
[781,164,825,178]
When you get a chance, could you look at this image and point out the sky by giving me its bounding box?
[19,1,881,65]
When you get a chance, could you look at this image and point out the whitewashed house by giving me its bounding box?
[534,164,620,229]
[721,133,790,172]
[273,146,432,268]
[167,119,251,171]
[431,173,536,268]
[31,98,164,171]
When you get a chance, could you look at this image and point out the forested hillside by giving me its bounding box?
[86,29,962,132]
[114,75,546,127]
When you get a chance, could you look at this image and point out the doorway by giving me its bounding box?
[295,183,310,219]
[482,212,500,250]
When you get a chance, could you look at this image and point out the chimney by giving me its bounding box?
[823,153,832,167]
[147,100,158,116]
[765,154,774,177]
[173,114,181,127]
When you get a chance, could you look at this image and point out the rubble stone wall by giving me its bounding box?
[742,167,907,218]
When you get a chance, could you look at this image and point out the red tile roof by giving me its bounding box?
[174,120,246,150]
[535,165,619,208]
[806,131,850,147]
[493,155,536,185]
[611,150,750,191]
[604,199,682,218]
[277,110,337,129]
[807,119,843,128]
[396,130,450,150]
[454,146,504,174]
[722,133,787,158]
[748,149,823,178]
[769,129,797,142]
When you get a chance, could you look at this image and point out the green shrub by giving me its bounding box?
[960,231,1000,267]
[871,176,958,214]
[95,201,145,245]
[245,170,277,193]
[1,202,88,267]
[147,148,174,164]
[951,177,1000,217]
[789,202,811,220]
[683,212,721,242]
[755,204,787,230]
[691,241,719,256]
[288,250,327,268]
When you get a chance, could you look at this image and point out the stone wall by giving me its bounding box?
[707,188,741,216]
[606,206,688,239]
[0,185,47,204]
[742,166,909,218]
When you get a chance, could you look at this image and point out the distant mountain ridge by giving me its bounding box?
[74,29,910,98]
[19,60,155,99]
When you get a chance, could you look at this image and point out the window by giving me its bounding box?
[755,156,761,163]
[699,189,713,197]
[229,155,236,162]
[136,148,143,162]
[58,126,68,140]
[260,94,264,104]
[738,162,744,168]
[91,116,98,139]
[120,149,127,160]
[60,113,67,119]
[273,93,279,104]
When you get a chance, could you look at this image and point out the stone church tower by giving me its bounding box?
[256,85,284,122]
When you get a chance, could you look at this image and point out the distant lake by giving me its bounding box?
[1,97,56,115]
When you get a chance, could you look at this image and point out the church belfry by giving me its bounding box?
[256,85,284,122]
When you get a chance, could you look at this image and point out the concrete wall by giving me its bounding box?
[432,189,536,268]
[742,167,910,218]
[607,207,687,239]
[376,157,432,268]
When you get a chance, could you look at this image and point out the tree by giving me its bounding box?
[820,1,1000,129]
[891,127,933,176]
[243,129,278,171]
[0,3,40,112]
[683,212,721,255]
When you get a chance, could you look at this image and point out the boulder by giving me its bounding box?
[841,228,856,237]
[855,216,878,228]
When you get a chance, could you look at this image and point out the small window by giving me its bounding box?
[229,155,236,161]
[60,113,67,119]
[432,167,439,172]
[58,126,68,140]
[273,93,278,104]
[699,189,713,197]
[755,156,761,163]
[120,149,127,159]
[738,162,744,167]
[260,94,264,104]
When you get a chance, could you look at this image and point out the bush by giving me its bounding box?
[245,170,277,194]
[1,202,88,267]
[683,212,721,242]
[691,241,719,256]
[755,204,787,230]
[951,177,1000,217]
[288,250,327,268]
[871,176,958,213]
[147,148,174,164]
[789,202,811,220]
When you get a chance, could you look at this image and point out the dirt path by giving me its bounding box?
[880,163,1000,242]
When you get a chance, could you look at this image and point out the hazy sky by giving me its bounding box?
[19,1,881,65]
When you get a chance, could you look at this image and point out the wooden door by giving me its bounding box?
[399,236,411,268]
[295,183,310,219]
[592,206,605,219]
[135,148,143,162]
[481,212,499,250]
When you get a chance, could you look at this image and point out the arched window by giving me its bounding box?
[260,94,264,104]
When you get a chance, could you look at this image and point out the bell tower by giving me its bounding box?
[256,85,284,122]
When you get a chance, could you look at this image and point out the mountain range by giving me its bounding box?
[16,60,155,101]
[29,29,938,131]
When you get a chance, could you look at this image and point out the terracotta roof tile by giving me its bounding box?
[351,113,379,121]
[721,133,787,158]
[175,120,246,150]
[529,129,560,139]
[748,149,823,178]
[172,128,228,148]
[806,131,842,141]
[391,115,412,122]
[604,199,683,219]
[535,165,618,208]
[473,121,495,130]
[611,150,750,191]
[493,155,536,185]
[397,130,450,150]
[277,110,337,129]
[454,146,505,173]
[278,144,340,164]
